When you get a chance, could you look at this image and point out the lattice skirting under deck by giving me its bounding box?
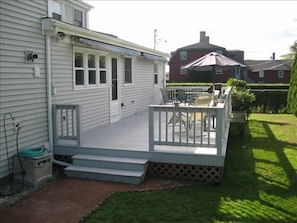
[147,162,223,183]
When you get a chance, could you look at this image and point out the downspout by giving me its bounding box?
[45,35,53,153]
[45,30,71,167]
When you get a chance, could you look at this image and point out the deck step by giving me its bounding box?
[65,165,145,185]
[65,154,148,184]
[72,154,148,172]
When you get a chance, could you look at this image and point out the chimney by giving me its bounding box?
[200,31,206,42]
[205,36,209,44]
[272,52,275,60]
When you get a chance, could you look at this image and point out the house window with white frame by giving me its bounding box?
[180,67,187,75]
[75,52,84,86]
[180,51,187,60]
[125,58,132,84]
[49,0,62,20]
[278,70,284,78]
[99,56,107,84]
[215,67,222,75]
[74,8,83,27]
[88,54,96,85]
[74,49,108,89]
[154,62,158,84]
[259,70,264,78]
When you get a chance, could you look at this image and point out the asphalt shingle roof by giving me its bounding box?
[244,60,292,72]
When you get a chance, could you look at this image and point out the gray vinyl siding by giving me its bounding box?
[64,3,73,24]
[50,42,110,132]
[120,57,156,118]
[0,0,48,178]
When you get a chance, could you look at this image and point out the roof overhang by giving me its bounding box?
[41,18,169,62]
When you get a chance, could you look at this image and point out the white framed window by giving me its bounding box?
[124,57,132,84]
[180,51,187,60]
[215,67,222,75]
[74,48,108,89]
[99,56,107,84]
[278,70,284,78]
[180,67,187,75]
[74,8,83,27]
[74,52,84,86]
[154,62,158,85]
[87,54,96,85]
[259,70,264,78]
[49,0,62,20]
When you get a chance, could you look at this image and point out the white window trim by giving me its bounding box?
[124,57,133,86]
[259,70,264,78]
[278,70,284,78]
[215,67,222,75]
[180,67,187,75]
[180,51,187,60]
[154,62,159,85]
[73,7,85,28]
[48,0,64,20]
[73,47,109,90]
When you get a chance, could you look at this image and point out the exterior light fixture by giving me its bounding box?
[24,51,38,62]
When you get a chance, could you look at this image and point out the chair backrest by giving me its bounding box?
[160,88,169,104]
[195,94,212,106]
[176,89,186,103]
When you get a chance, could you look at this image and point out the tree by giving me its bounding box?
[287,53,297,116]
[281,41,297,60]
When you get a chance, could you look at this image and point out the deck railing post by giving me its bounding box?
[216,108,223,155]
[148,106,154,152]
[76,105,81,146]
[52,105,58,145]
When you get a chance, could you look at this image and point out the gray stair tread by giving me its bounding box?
[65,165,144,177]
[72,154,148,164]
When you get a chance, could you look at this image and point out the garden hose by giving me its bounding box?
[19,147,46,157]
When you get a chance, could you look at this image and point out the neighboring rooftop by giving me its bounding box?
[245,60,292,72]
[178,31,225,51]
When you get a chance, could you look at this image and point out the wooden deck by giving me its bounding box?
[80,109,217,154]
[53,87,232,183]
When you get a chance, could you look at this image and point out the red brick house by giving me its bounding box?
[245,60,292,83]
[168,31,244,83]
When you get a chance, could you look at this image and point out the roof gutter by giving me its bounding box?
[41,17,169,59]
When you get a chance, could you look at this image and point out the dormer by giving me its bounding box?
[48,0,93,28]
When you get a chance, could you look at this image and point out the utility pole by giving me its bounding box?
[154,29,157,50]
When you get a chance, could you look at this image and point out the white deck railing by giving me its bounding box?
[52,104,81,146]
[149,87,232,155]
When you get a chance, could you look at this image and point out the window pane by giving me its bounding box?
[75,52,83,67]
[125,58,132,83]
[88,54,95,68]
[154,63,158,73]
[100,71,106,83]
[76,70,84,85]
[74,9,83,27]
[89,71,96,84]
[180,51,187,60]
[154,74,158,84]
[99,56,106,68]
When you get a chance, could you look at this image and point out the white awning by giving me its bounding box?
[142,52,168,62]
[73,36,167,62]
[74,37,141,57]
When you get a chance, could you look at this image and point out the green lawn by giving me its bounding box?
[84,114,297,223]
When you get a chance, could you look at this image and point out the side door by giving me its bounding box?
[110,57,120,122]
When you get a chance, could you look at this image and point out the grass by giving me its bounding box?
[84,114,297,223]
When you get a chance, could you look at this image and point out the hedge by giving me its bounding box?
[251,90,288,113]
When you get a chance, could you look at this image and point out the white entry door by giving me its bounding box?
[110,57,120,123]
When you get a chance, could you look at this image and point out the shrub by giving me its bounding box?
[227,78,256,117]
[287,53,297,116]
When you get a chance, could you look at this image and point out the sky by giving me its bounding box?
[85,1,297,60]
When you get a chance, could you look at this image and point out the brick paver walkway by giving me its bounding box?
[0,176,191,223]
